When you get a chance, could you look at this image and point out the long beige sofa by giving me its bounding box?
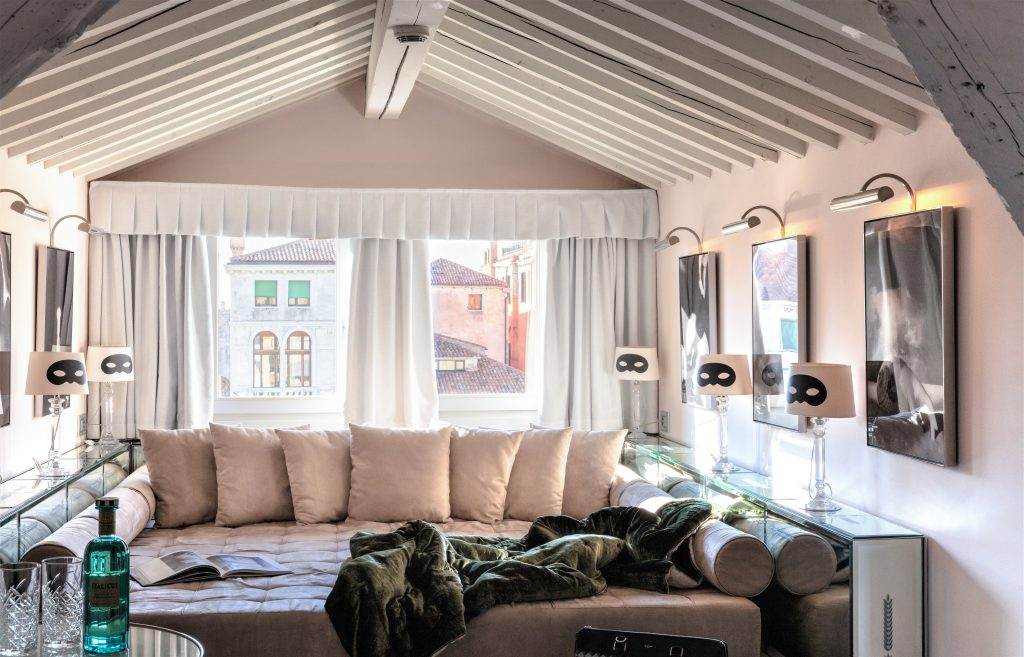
[26,466,763,657]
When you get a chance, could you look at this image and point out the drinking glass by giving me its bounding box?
[42,557,85,651]
[0,562,40,657]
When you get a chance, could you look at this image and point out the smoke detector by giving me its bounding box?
[393,25,430,44]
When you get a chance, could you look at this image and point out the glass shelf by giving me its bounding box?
[625,435,922,543]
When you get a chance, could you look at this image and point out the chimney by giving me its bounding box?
[230,237,245,257]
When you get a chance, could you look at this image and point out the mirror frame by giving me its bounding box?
[678,251,718,410]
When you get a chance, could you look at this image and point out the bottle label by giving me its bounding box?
[89,576,121,608]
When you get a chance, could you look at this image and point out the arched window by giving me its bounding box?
[252,331,279,388]
[286,331,312,388]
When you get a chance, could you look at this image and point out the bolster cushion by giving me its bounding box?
[23,467,155,562]
[733,518,838,595]
[691,520,774,597]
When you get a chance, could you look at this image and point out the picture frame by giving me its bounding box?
[35,245,75,417]
[678,251,718,409]
[751,235,808,432]
[0,232,10,427]
[864,207,956,466]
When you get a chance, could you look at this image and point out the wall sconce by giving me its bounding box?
[50,214,104,246]
[654,226,703,253]
[722,205,785,237]
[1,188,48,222]
[829,173,916,212]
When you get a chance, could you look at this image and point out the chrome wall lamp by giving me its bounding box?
[722,205,785,237]
[654,226,703,253]
[829,173,916,212]
[1,188,48,221]
[50,214,104,246]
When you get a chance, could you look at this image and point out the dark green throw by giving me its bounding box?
[324,501,712,657]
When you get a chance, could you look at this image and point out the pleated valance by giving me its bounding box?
[88,181,659,240]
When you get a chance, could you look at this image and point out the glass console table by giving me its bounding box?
[625,435,925,657]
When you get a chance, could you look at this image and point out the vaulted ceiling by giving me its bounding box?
[0,0,935,187]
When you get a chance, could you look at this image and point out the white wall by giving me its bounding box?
[0,152,90,479]
[656,113,1023,657]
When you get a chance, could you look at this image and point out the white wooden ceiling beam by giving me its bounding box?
[79,73,366,181]
[421,73,667,189]
[20,35,371,163]
[60,57,369,174]
[620,0,918,134]
[426,54,706,178]
[776,0,904,59]
[0,1,374,144]
[442,8,782,162]
[435,29,758,168]
[364,0,449,119]
[46,50,370,169]
[74,0,192,44]
[450,1,808,156]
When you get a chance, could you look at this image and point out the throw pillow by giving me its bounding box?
[138,427,218,528]
[504,427,573,520]
[561,429,628,518]
[347,425,452,522]
[449,428,523,522]
[278,429,353,525]
[210,423,303,527]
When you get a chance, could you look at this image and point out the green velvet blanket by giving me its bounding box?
[324,501,713,657]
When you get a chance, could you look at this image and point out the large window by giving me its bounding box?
[286,331,312,387]
[288,280,310,306]
[255,280,277,306]
[252,331,279,388]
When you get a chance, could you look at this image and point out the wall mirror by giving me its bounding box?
[752,235,807,431]
[0,232,10,427]
[35,245,75,416]
[678,252,718,409]
[865,207,956,466]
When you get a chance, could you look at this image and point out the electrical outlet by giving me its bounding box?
[78,413,86,438]
[659,410,670,434]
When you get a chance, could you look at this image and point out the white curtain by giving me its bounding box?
[87,234,217,433]
[539,238,657,431]
[343,239,438,427]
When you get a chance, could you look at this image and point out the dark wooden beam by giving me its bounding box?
[878,0,1024,232]
[0,0,119,101]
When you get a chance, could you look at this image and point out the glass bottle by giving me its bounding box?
[83,497,130,654]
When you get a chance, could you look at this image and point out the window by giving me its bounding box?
[520,272,528,304]
[252,331,279,388]
[255,280,277,306]
[467,293,482,311]
[780,318,798,351]
[288,280,310,306]
[286,331,312,387]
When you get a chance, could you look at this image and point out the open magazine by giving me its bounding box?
[130,550,291,587]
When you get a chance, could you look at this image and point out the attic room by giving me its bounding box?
[0,1,1021,657]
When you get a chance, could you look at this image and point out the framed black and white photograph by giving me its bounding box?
[678,252,717,409]
[35,245,75,417]
[0,232,10,427]
[865,207,956,466]
[752,235,807,431]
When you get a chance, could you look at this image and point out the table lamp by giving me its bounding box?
[86,346,134,449]
[26,351,89,478]
[614,347,659,438]
[696,354,752,473]
[786,363,855,512]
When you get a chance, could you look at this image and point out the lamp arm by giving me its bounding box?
[664,226,704,252]
[0,188,29,204]
[859,173,916,211]
[741,205,785,236]
[49,214,88,246]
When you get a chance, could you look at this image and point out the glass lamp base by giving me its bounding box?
[805,494,841,513]
[711,459,735,474]
[39,463,70,479]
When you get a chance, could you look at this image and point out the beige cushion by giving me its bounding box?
[139,427,218,528]
[278,429,353,525]
[732,518,837,595]
[691,520,774,597]
[211,423,296,527]
[347,425,452,522]
[504,428,573,520]
[561,429,627,518]
[450,428,523,522]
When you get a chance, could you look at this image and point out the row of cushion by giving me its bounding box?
[140,423,627,529]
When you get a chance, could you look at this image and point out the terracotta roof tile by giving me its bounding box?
[434,333,525,394]
[430,258,506,287]
[231,239,335,264]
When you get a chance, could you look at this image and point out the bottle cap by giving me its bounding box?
[95,497,119,510]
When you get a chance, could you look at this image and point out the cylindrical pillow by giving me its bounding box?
[664,477,704,499]
[732,518,838,595]
[609,464,643,506]
[614,479,676,513]
[690,520,774,597]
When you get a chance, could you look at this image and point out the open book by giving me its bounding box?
[130,550,291,587]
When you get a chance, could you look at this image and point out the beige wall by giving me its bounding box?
[0,152,90,479]
[656,113,1023,657]
[108,81,640,190]
[431,286,507,360]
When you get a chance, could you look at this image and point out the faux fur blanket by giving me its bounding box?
[324,501,713,657]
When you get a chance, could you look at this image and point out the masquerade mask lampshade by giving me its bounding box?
[786,363,855,418]
[614,347,659,381]
[26,352,89,395]
[696,354,752,395]
[87,346,135,382]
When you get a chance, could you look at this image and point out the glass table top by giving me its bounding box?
[38,624,203,657]
[627,434,922,542]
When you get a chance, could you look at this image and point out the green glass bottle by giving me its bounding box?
[83,497,130,654]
